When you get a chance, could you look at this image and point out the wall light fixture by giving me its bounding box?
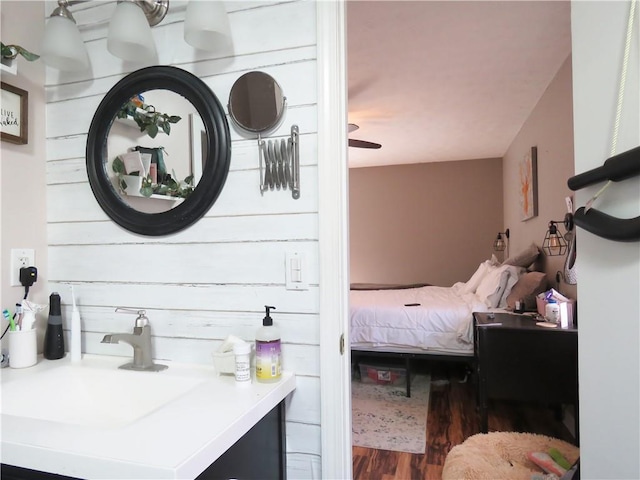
[107,1,166,63]
[41,2,93,71]
[493,228,510,257]
[542,213,574,256]
[41,0,231,72]
[184,1,232,53]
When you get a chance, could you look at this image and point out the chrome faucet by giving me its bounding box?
[101,308,167,372]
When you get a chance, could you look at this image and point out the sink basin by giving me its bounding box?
[1,359,209,428]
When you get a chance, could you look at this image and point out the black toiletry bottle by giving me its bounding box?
[44,292,65,360]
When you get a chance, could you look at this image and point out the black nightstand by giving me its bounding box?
[473,312,578,441]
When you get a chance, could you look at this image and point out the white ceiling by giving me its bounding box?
[347,1,572,168]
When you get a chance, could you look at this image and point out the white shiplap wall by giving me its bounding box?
[45,1,321,477]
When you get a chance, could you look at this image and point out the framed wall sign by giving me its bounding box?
[1,81,28,144]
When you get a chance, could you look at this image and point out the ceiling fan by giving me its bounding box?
[348,123,381,149]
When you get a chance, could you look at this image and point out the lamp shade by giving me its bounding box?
[41,15,90,71]
[184,1,232,52]
[492,229,509,253]
[107,1,158,63]
[542,222,568,256]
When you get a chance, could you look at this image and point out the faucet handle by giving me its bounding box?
[115,307,150,327]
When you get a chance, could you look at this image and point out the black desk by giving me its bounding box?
[473,312,579,442]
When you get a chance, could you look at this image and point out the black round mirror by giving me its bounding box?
[87,66,231,236]
[228,71,286,133]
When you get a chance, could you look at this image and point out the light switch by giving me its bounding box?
[291,256,302,282]
[285,252,308,290]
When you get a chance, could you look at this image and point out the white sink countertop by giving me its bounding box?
[0,354,296,479]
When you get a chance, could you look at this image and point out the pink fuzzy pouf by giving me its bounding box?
[442,432,579,480]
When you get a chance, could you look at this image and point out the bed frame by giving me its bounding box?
[351,348,475,397]
[349,282,479,396]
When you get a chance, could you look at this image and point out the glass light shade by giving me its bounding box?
[542,223,568,256]
[107,1,158,63]
[493,235,506,252]
[184,1,232,52]
[41,16,90,71]
[549,236,562,255]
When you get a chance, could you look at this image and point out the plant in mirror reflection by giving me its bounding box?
[141,170,194,199]
[113,156,194,199]
[117,95,182,138]
[112,156,129,192]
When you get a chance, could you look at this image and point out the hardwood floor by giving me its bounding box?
[352,361,576,480]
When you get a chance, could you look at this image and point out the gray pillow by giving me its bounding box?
[505,272,548,309]
[503,242,540,268]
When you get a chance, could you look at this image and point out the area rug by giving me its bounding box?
[351,374,431,454]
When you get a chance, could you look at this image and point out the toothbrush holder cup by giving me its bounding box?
[9,328,37,368]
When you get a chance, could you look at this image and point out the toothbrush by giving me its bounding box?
[15,303,23,330]
[70,285,82,362]
[2,309,15,331]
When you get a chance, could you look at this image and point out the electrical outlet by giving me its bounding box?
[10,249,35,287]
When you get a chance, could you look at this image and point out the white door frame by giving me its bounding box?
[317,1,352,478]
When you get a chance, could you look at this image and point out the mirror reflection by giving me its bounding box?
[86,65,231,236]
[106,90,207,214]
[228,71,286,133]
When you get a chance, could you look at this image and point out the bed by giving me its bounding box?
[350,283,487,357]
[350,244,547,395]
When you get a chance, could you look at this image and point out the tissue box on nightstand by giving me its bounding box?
[536,291,576,328]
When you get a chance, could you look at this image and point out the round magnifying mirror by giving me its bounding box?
[86,66,231,236]
[228,71,286,133]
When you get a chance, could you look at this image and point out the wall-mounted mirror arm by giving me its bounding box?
[259,125,300,199]
[291,125,300,199]
[228,71,300,200]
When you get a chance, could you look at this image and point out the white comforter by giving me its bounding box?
[349,283,489,355]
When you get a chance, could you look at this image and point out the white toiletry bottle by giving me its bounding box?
[545,299,560,323]
[255,306,281,383]
[70,285,82,362]
[234,341,251,384]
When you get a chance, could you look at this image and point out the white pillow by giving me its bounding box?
[497,266,526,308]
[475,265,510,307]
[462,260,494,294]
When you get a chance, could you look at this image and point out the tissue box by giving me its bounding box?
[213,335,249,374]
[536,293,576,327]
[212,351,235,375]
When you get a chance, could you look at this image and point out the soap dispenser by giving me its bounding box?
[44,292,65,360]
[255,305,282,383]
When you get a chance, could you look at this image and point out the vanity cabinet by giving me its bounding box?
[1,356,295,479]
[198,401,286,479]
[0,466,76,480]
[1,402,286,480]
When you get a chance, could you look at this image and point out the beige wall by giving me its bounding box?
[348,55,574,293]
[502,55,575,298]
[349,158,503,286]
[0,1,47,346]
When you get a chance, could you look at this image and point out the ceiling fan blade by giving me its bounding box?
[349,138,382,149]
[348,123,359,133]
